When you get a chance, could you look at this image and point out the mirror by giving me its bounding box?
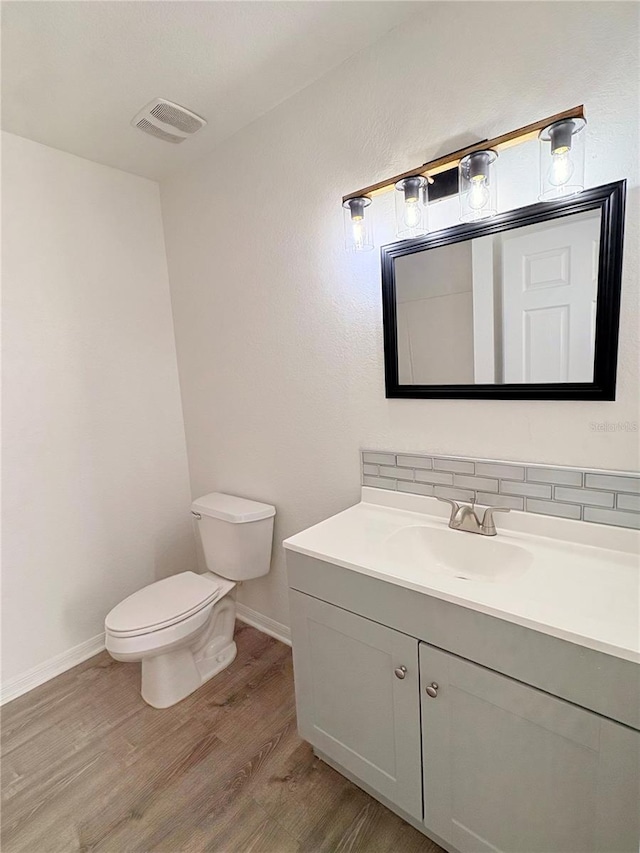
[381,181,625,400]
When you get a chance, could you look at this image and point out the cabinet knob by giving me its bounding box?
[426,682,439,698]
[394,666,407,680]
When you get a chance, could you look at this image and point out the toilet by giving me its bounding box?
[105,492,275,708]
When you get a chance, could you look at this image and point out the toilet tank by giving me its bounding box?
[191,492,275,581]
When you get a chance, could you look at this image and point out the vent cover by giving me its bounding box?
[135,118,183,144]
[132,98,207,144]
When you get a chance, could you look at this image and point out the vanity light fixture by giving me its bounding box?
[395,175,429,238]
[458,149,497,222]
[343,196,374,252]
[341,106,586,249]
[539,117,586,201]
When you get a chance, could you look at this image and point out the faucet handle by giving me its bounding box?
[481,505,510,535]
[436,496,460,510]
[436,497,460,522]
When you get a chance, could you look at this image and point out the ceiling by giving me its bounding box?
[2,1,418,180]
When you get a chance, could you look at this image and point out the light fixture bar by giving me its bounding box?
[342,105,585,203]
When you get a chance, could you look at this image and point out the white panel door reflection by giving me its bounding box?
[394,208,602,386]
[500,211,600,383]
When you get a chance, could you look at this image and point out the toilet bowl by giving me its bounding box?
[105,493,275,708]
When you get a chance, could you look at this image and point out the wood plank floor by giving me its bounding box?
[1,624,443,853]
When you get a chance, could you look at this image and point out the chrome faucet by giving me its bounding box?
[437,497,510,536]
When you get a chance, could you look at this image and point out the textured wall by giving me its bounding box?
[160,3,640,628]
[2,133,196,684]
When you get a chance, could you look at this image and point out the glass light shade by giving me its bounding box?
[343,196,373,252]
[539,118,586,201]
[459,150,498,222]
[394,175,429,239]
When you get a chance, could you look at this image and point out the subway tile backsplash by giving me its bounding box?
[618,493,640,512]
[361,450,640,530]
[397,454,433,470]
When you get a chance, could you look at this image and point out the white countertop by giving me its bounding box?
[283,488,640,664]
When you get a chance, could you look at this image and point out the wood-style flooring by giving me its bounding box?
[1,624,443,853]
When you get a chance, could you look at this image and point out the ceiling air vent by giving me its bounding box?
[132,98,207,144]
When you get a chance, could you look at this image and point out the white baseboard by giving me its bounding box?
[1,606,289,706]
[1,633,106,706]
[236,603,291,647]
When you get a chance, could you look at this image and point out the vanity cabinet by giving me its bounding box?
[289,591,422,820]
[287,554,640,853]
[420,643,639,853]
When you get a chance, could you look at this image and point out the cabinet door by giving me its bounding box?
[420,643,640,853]
[289,590,422,819]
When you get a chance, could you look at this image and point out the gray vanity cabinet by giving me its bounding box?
[287,553,640,853]
[289,590,423,820]
[420,643,640,853]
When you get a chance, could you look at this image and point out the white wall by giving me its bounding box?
[2,133,196,688]
[160,2,640,629]
[396,243,474,384]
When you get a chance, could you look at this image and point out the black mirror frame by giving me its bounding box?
[381,180,626,400]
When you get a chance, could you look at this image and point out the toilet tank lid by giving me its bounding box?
[191,492,276,523]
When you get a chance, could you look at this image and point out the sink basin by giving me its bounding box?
[379,525,533,582]
[284,488,640,661]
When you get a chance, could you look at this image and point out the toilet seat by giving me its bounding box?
[106,571,226,638]
[104,572,237,678]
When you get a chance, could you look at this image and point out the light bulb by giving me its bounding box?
[343,196,372,251]
[548,149,574,187]
[395,176,427,237]
[351,216,366,251]
[468,176,490,211]
[403,199,421,229]
[459,150,497,223]
[538,118,585,202]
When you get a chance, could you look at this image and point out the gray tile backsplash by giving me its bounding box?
[583,507,640,529]
[525,467,583,487]
[525,498,582,520]
[553,486,614,508]
[500,481,553,499]
[361,450,640,531]
[415,470,454,486]
[362,474,396,491]
[476,491,524,510]
[434,485,475,502]
[398,480,433,496]
[617,493,640,512]
[397,454,433,470]
[584,473,640,494]
[379,465,414,481]
[362,452,396,466]
[362,463,380,476]
[453,474,499,492]
[475,462,525,481]
[433,458,475,474]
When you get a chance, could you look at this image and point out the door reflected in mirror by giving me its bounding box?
[395,210,600,386]
[381,182,625,400]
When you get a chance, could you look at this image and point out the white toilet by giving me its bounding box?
[105,492,275,708]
